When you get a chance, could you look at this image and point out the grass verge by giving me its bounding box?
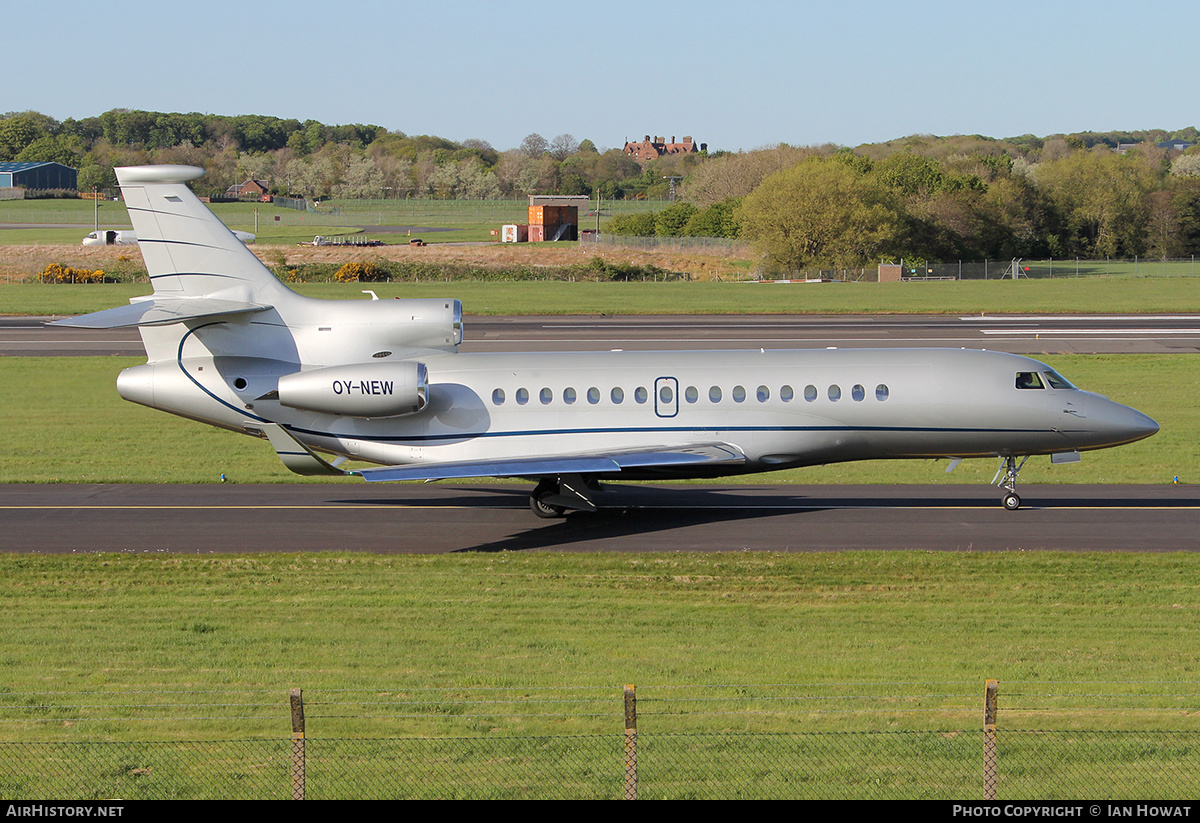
[0,551,1198,743]
[7,275,1200,316]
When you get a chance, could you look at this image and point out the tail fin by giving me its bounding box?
[116,165,292,305]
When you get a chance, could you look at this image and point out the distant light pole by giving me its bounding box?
[663,176,682,203]
[93,187,98,232]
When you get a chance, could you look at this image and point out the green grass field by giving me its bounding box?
[0,196,668,246]
[8,274,1200,316]
[1,551,1199,742]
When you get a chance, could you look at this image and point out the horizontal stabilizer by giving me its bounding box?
[47,297,271,329]
[353,442,745,483]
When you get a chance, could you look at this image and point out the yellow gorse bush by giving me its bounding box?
[39,263,109,284]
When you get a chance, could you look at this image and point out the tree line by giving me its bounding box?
[609,132,1200,267]
[0,109,698,202]
[4,109,1198,265]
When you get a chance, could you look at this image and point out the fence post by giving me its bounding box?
[624,684,637,800]
[984,679,998,800]
[290,687,305,800]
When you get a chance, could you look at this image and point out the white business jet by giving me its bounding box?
[52,166,1158,517]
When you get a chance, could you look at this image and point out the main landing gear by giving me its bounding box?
[529,474,601,519]
[994,455,1029,511]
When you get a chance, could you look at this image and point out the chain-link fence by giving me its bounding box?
[4,730,1199,799]
[904,256,1200,280]
[3,684,1200,799]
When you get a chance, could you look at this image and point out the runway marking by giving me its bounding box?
[981,329,1200,335]
[3,504,1196,511]
[961,315,1200,321]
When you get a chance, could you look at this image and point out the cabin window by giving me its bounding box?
[804,385,818,402]
[781,385,794,402]
[828,385,841,401]
[492,388,505,405]
[587,387,601,404]
[1043,370,1075,389]
[563,387,577,404]
[634,387,649,404]
[611,387,624,404]
[516,388,529,405]
[1015,372,1044,390]
[659,385,674,403]
[709,386,722,403]
[540,387,553,404]
[851,384,865,402]
[732,385,747,403]
[756,385,770,402]
[876,384,889,401]
[685,386,699,404]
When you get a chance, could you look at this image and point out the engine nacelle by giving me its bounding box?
[278,361,428,418]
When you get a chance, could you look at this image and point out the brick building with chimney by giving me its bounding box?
[623,135,706,162]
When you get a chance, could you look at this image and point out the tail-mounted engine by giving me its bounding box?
[277,361,428,418]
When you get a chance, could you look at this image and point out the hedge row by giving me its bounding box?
[274,257,690,283]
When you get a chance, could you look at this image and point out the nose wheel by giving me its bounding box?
[994,455,1029,511]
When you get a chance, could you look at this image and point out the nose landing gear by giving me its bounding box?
[994,455,1029,511]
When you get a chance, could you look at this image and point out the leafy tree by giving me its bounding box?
[1034,148,1158,257]
[520,133,549,158]
[683,197,742,238]
[0,115,44,160]
[681,145,817,206]
[606,211,657,235]
[736,158,903,270]
[549,134,579,160]
[654,202,698,236]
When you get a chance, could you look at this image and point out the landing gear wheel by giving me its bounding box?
[995,455,1029,512]
[530,480,567,519]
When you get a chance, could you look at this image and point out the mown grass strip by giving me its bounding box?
[7,275,1200,316]
[0,551,1198,743]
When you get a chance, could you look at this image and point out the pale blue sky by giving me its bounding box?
[6,0,1194,152]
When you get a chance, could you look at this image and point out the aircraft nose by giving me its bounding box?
[1087,396,1159,446]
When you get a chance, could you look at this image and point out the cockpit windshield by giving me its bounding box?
[1016,370,1077,390]
[1042,369,1076,390]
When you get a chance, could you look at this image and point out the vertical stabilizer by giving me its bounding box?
[116,165,292,305]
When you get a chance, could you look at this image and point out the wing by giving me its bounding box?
[257,423,746,482]
[353,443,746,483]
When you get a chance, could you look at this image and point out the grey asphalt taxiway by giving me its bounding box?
[2,483,1196,553]
[4,312,1194,553]
[5,312,1200,356]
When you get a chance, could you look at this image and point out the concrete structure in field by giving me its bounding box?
[0,161,78,192]
[623,135,706,162]
[523,194,588,242]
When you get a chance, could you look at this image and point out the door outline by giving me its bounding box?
[655,376,679,418]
